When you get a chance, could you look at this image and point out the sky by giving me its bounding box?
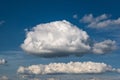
[0,0,120,59]
[0,0,120,51]
[0,0,120,79]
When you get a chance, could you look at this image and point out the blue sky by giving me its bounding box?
[1,1,120,79]
[0,0,120,51]
[0,0,120,53]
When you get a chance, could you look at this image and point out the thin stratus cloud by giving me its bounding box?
[80,14,120,28]
[17,61,120,75]
[21,20,116,57]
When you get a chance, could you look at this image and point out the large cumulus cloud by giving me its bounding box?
[21,20,116,57]
[21,20,91,57]
[17,61,120,75]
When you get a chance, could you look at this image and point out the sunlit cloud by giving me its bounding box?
[21,20,116,57]
[21,20,91,57]
[17,61,120,75]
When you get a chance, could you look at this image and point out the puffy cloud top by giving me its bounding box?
[21,20,116,57]
[21,20,91,57]
[17,61,120,75]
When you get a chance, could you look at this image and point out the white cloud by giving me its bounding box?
[80,14,120,28]
[92,40,116,54]
[21,20,117,57]
[0,59,7,65]
[80,14,109,23]
[21,20,91,57]
[73,14,78,19]
[17,61,120,75]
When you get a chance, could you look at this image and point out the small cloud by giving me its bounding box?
[73,14,78,19]
[80,14,94,23]
[24,28,28,32]
[0,59,7,65]
[92,40,116,54]
[80,14,120,28]
[17,61,120,75]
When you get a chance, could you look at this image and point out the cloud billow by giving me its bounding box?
[21,20,116,57]
[21,20,91,57]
